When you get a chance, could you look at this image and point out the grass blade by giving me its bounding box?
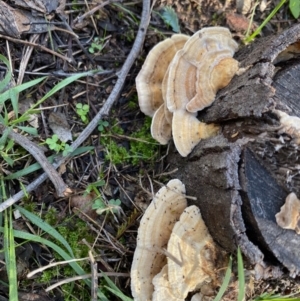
[101,272,133,301]
[0,227,87,282]
[0,54,12,93]
[237,247,245,301]
[15,205,74,257]
[5,147,93,180]
[243,0,287,43]
[3,208,18,301]
[0,76,46,104]
[21,70,100,116]
[213,255,233,301]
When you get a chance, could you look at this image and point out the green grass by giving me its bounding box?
[214,248,300,301]
[244,0,299,43]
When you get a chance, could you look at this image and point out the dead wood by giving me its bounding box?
[167,24,300,277]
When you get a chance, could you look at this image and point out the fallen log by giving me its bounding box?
[167,24,300,277]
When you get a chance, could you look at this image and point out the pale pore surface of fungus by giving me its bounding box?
[150,103,172,145]
[167,205,217,299]
[130,179,187,301]
[166,27,238,113]
[136,34,189,117]
[172,109,220,157]
[275,192,300,234]
[275,110,300,144]
[152,265,182,301]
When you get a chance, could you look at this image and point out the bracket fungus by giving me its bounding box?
[165,205,219,300]
[131,179,225,301]
[136,27,239,157]
[166,27,239,113]
[150,103,172,145]
[136,34,189,117]
[172,110,220,157]
[275,192,300,234]
[130,179,187,301]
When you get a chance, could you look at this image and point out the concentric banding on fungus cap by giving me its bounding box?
[136,34,189,117]
[130,179,187,301]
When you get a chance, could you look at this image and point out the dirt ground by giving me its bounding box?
[0,0,300,300]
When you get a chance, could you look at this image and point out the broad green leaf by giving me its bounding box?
[290,0,300,18]
[161,6,180,33]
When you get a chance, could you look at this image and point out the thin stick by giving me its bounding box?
[0,124,68,197]
[74,0,117,24]
[0,0,151,212]
[0,34,72,62]
[45,272,129,292]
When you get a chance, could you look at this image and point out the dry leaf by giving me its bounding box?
[48,112,72,142]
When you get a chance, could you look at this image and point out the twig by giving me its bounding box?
[45,272,129,292]
[74,0,117,24]
[0,0,151,212]
[58,14,95,64]
[0,124,68,197]
[89,251,98,301]
[0,34,72,63]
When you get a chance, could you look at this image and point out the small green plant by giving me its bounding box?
[45,134,72,156]
[76,103,89,124]
[84,179,105,195]
[85,179,122,216]
[89,37,106,54]
[92,198,122,216]
[244,0,300,43]
[98,120,109,132]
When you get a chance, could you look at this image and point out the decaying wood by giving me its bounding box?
[168,24,300,277]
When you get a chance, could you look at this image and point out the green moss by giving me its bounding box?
[34,216,94,299]
[44,206,58,225]
[100,116,159,166]
[130,116,159,165]
[23,201,37,213]
[127,94,139,110]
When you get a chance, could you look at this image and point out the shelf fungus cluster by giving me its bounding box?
[276,192,300,234]
[130,179,225,301]
[136,27,239,156]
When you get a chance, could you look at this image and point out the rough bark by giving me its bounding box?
[167,24,300,277]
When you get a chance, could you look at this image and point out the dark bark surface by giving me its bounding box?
[167,24,300,277]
